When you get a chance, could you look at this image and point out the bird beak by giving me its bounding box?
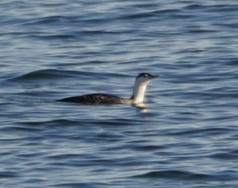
[150,75,159,79]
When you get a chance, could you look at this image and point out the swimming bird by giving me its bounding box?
[58,73,158,104]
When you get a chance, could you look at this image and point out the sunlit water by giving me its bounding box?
[1,1,238,187]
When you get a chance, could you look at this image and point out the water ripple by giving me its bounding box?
[1,0,238,187]
[134,170,233,181]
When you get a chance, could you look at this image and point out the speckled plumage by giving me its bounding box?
[59,93,132,104]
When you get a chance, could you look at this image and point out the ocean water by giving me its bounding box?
[1,0,238,187]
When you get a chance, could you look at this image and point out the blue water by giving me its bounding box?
[1,1,238,187]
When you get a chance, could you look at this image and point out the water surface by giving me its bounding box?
[0,0,238,187]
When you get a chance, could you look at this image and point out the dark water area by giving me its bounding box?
[1,0,238,187]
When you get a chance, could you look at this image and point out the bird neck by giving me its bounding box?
[131,80,148,104]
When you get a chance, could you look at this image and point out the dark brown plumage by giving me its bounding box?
[58,93,130,104]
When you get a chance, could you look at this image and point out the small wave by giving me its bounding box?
[132,145,166,152]
[8,69,123,83]
[170,127,231,137]
[210,152,238,160]
[79,30,123,36]
[184,4,206,10]
[19,118,139,127]
[23,15,68,25]
[18,119,81,127]
[8,69,84,82]
[55,182,108,188]
[36,34,76,40]
[0,171,18,178]
[120,9,182,20]
[0,126,40,133]
[134,170,213,181]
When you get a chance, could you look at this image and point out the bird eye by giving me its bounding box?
[144,74,148,77]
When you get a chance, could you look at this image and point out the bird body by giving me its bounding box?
[58,73,158,104]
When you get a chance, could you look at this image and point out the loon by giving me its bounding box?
[58,73,158,104]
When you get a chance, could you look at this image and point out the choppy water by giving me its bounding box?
[1,1,238,187]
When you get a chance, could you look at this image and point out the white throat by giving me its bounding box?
[132,78,149,104]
